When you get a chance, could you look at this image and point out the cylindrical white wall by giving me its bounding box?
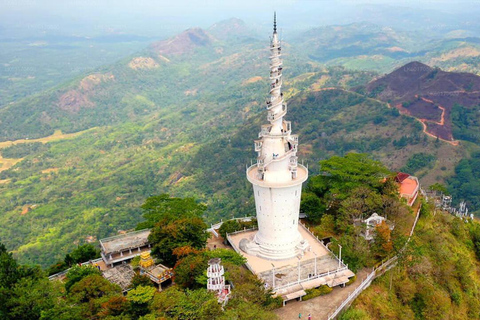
[247,164,308,260]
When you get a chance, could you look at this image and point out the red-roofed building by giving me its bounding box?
[395,172,420,206]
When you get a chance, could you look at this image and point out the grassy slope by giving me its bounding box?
[0,78,463,267]
[346,206,480,320]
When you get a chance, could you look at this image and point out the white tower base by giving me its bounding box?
[242,164,310,260]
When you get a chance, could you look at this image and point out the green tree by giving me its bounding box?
[218,219,258,240]
[372,221,393,259]
[127,285,157,318]
[69,274,121,304]
[40,298,83,320]
[220,301,278,320]
[65,265,102,292]
[173,253,209,289]
[131,274,154,289]
[306,153,391,220]
[338,186,382,223]
[429,183,449,195]
[151,287,222,320]
[137,194,207,229]
[218,220,241,239]
[6,277,58,320]
[47,261,69,276]
[301,192,325,223]
[0,242,44,319]
[64,244,101,267]
[68,274,122,319]
[0,242,21,288]
[96,296,130,318]
[205,249,246,266]
[316,153,391,196]
[48,243,101,276]
[149,217,208,266]
[313,214,335,238]
[339,309,370,320]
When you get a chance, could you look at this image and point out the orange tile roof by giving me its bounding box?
[399,177,418,196]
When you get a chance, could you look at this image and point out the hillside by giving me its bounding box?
[0,26,260,142]
[0,82,467,267]
[0,19,479,268]
[364,61,480,143]
[293,23,480,75]
[150,28,214,57]
[344,204,480,320]
[296,22,420,62]
[0,34,152,108]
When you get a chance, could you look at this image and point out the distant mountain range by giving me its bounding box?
[0,18,480,267]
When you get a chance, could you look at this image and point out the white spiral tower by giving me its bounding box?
[243,13,309,260]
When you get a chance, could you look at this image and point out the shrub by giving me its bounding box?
[345,275,356,286]
[339,308,370,320]
[303,285,333,300]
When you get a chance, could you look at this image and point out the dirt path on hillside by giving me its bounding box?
[0,128,95,172]
[0,154,23,172]
[396,98,459,146]
[274,269,370,320]
[0,128,94,149]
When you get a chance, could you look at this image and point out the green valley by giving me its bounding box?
[0,18,479,271]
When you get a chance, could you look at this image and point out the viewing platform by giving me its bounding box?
[228,223,354,302]
[258,121,292,137]
[247,163,308,187]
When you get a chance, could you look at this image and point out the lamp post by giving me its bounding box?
[338,244,342,269]
[313,252,317,276]
[271,263,275,289]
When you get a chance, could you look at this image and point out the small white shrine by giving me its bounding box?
[363,213,388,240]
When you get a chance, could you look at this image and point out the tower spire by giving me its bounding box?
[273,12,277,34]
[243,14,310,260]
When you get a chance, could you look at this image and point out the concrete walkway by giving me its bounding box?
[206,233,229,250]
[274,269,369,320]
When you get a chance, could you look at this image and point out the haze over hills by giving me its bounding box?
[0,17,479,269]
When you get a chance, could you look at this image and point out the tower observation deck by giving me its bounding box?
[242,13,309,260]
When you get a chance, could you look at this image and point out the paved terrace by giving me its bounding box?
[229,225,331,273]
[259,255,345,289]
[102,264,136,292]
[228,224,354,298]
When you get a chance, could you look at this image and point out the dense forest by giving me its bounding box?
[2,153,478,319]
[0,193,281,320]
[0,83,438,267]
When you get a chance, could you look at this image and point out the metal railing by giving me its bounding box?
[274,265,350,292]
[327,270,376,320]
